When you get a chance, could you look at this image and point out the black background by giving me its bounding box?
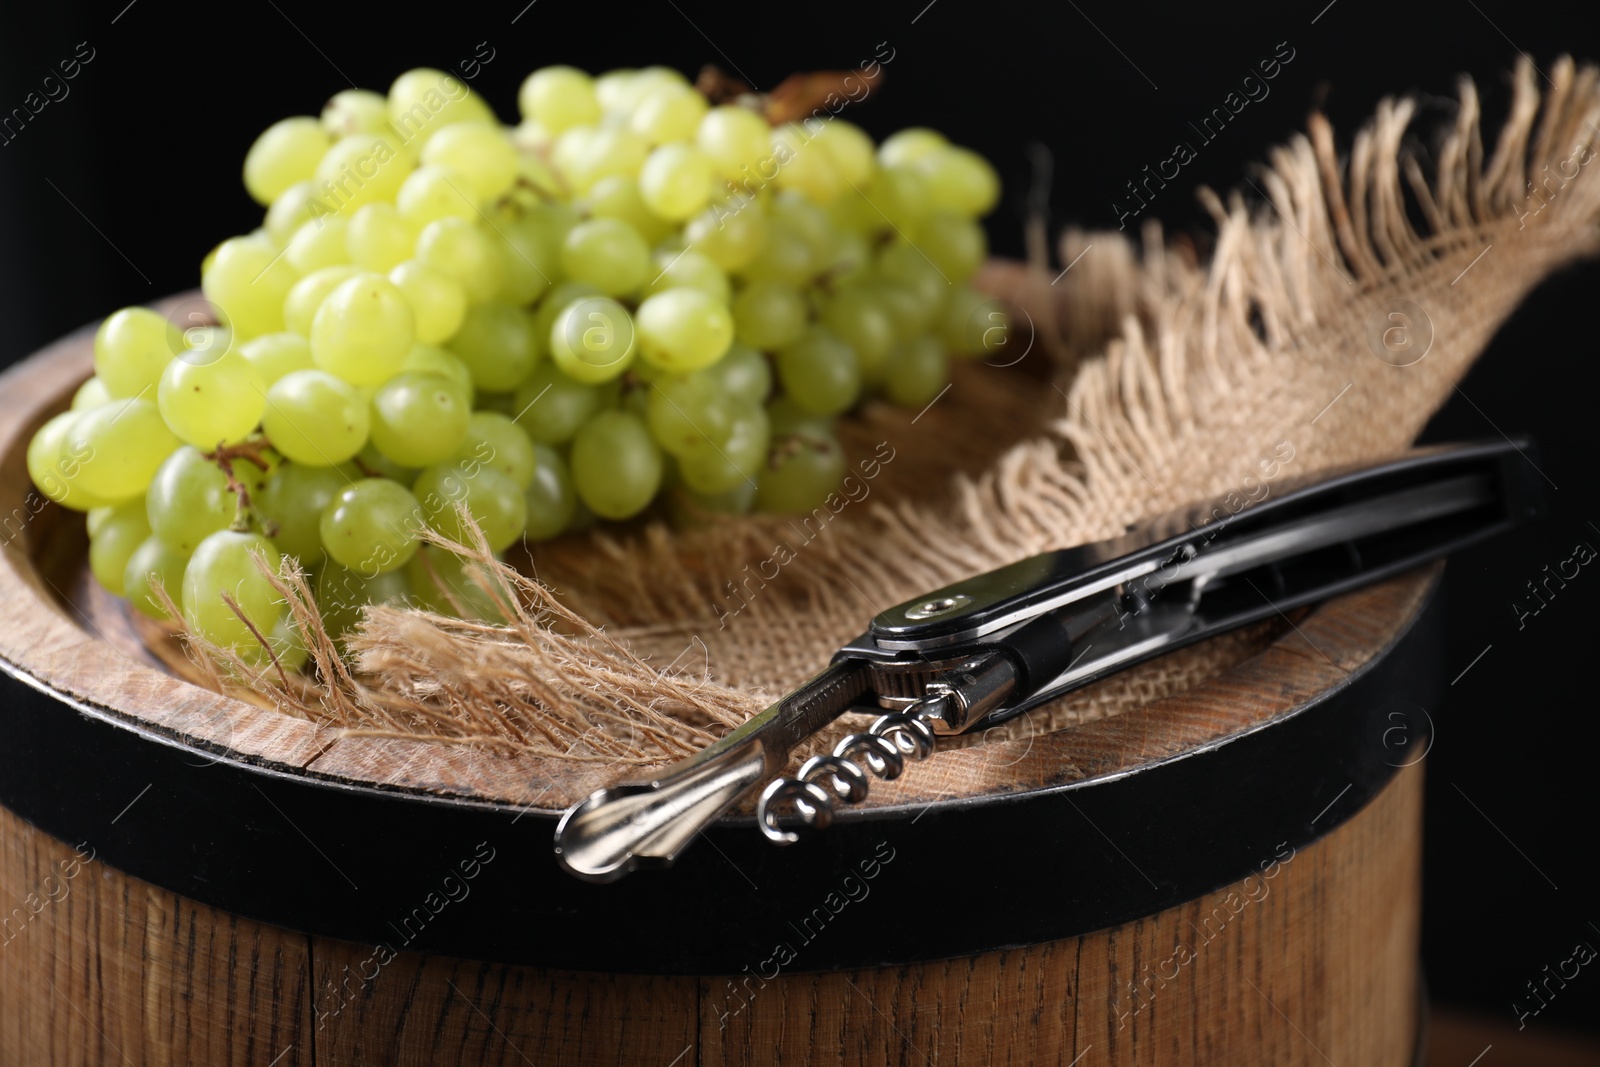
[2,0,1596,1036]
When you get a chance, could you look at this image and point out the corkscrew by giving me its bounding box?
[553,439,1544,882]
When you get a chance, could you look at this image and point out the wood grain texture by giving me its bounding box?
[0,766,1421,1065]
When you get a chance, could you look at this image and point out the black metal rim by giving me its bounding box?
[0,574,1441,974]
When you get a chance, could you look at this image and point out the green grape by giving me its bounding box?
[551,125,596,178]
[877,239,949,308]
[879,127,948,168]
[518,66,600,133]
[256,462,351,564]
[181,324,232,365]
[567,127,650,194]
[511,148,563,200]
[421,122,519,202]
[86,504,115,538]
[239,332,315,387]
[388,67,496,147]
[594,69,639,113]
[510,199,579,263]
[399,343,474,394]
[777,326,861,416]
[522,443,576,541]
[321,88,389,137]
[285,215,350,273]
[262,369,369,465]
[396,164,480,226]
[684,202,767,271]
[560,218,649,296]
[320,478,422,574]
[882,335,949,407]
[28,415,105,511]
[368,372,472,467]
[416,217,504,302]
[826,229,872,284]
[916,145,1001,216]
[283,265,362,337]
[870,278,936,341]
[64,397,180,501]
[346,202,417,272]
[738,219,815,286]
[494,217,559,307]
[531,281,600,346]
[643,248,729,304]
[940,286,1010,358]
[355,442,416,484]
[512,363,607,444]
[93,307,181,399]
[310,273,416,386]
[146,446,236,553]
[815,119,876,185]
[388,260,468,344]
[861,165,930,234]
[635,288,733,373]
[549,296,636,383]
[243,116,330,206]
[821,289,895,375]
[453,411,535,488]
[646,371,734,457]
[316,562,413,644]
[203,234,298,339]
[88,498,151,595]
[639,143,714,221]
[672,479,757,521]
[182,530,286,656]
[697,105,772,179]
[828,189,881,235]
[916,209,987,281]
[569,410,663,519]
[732,281,806,349]
[677,402,768,495]
[769,191,838,265]
[123,536,190,619]
[449,301,537,392]
[766,396,836,440]
[630,83,708,144]
[413,463,527,552]
[704,342,771,405]
[772,122,844,203]
[756,432,847,514]
[581,175,671,246]
[265,180,321,245]
[404,546,509,622]
[158,347,266,451]
[314,131,411,213]
[73,377,112,411]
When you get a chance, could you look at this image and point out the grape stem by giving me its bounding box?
[352,454,384,479]
[205,438,275,535]
[693,65,886,125]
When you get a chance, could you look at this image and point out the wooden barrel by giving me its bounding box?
[0,320,1440,1066]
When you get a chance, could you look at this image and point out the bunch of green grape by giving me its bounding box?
[27,63,1005,669]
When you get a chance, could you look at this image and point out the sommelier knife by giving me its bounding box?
[554,439,1544,882]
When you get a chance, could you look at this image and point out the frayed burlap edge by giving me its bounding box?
[180,56,1600,771]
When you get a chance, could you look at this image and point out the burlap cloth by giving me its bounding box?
[194,57,1600,781]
